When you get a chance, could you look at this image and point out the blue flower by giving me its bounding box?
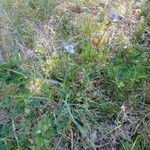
[57,42,75,54]
[110,11,118,22]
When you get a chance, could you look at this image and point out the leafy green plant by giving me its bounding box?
[0,54,30,92]
[105,47,147,100]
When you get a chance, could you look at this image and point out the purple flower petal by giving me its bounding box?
[62,42,75,54]
[56,42,75,54]
[110,11,118,22]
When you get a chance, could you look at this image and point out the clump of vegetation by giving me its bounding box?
[0,0,149,149]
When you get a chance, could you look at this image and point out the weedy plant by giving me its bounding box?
[0,0,149,150]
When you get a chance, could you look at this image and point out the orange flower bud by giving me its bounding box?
[91,37,99,47]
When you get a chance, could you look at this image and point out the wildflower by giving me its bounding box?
[56,42,75,54]
[91,37,99,47]
[62,42,75,54]
[110,11,118,22]
[61,42,75,54]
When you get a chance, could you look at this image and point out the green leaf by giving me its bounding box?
[36,116,56,138]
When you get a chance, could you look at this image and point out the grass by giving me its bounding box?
[0,0,149,149]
